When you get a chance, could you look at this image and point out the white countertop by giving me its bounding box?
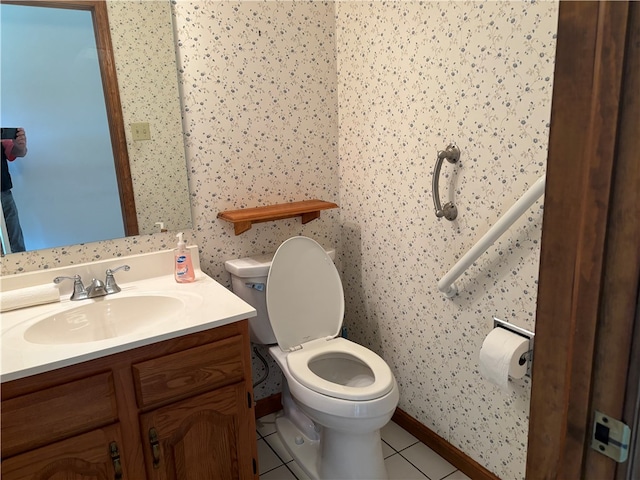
[1,248,256,383]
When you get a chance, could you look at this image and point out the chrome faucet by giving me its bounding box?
[105,265,131,294]
[54,265,131,301]
[53,275,88,301]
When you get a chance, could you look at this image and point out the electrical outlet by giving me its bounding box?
[131,122,151,141]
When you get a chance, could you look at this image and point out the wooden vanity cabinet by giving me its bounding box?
[2,425,125,480]
[1,320,258,480]
[139,384,254,479]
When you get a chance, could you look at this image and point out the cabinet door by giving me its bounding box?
[140,383,256,480]
[1,424,125,480]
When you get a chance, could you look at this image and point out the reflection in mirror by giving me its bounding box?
[1,1,133,253]
[0,0,192,255]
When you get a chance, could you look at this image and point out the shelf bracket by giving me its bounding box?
[301,211,321,224]
[233,221,253,236]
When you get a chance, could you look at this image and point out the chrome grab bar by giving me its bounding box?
[431,144,460,221]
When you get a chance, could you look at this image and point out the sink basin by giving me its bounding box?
[24,295,185,345]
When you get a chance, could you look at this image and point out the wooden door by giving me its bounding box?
[139,383,257,480]
[1,424,125,480]
[527,1,640,478]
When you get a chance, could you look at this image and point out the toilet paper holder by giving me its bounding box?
[493,317,535,377]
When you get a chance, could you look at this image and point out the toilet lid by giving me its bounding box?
[267,236,344,351]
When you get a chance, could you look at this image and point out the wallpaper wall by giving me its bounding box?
[1,1,558,478]
[336,1,557,478]
[108,0,192,236]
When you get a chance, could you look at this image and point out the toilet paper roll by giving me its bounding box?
[479,327,529,390]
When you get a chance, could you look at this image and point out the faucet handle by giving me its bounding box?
[53,275,87,301]
[105,265,130,294]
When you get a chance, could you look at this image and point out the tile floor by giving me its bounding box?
[256,412,471,480]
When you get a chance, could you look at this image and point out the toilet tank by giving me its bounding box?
[224,248,336,345]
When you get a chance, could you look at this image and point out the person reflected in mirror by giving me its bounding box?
[1,127,28,252]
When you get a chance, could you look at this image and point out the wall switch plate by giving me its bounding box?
[131,122,151,141]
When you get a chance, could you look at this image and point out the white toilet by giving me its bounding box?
[225,236,399,480]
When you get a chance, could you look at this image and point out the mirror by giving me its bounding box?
[0,0,192,254]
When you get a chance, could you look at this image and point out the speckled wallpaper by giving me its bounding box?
[336,1,557,478]
[0,1,558,478]
[108,0,192,236]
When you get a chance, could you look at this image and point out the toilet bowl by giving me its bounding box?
[225,236,399,480]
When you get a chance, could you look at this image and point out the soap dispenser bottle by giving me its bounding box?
[174,232,195,283]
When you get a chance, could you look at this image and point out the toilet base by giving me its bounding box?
[276,414,321,479]
[319,426,388,480]
[276,413,389,480]
[275,388,389,480]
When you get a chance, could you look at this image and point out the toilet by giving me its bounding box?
[225,236,399,480]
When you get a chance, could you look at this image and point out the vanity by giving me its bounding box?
[0,248,259,479]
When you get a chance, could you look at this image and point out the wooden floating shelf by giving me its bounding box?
[217,199,339,235]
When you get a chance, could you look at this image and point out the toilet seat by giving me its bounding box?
[267,237,394,402]
[287,337,394,401]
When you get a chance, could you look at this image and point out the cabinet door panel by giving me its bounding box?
[140,383,255,480]
[1,424,124,480]
[1,372,117,458]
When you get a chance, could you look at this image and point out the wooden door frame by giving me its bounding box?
[527,1,640,478]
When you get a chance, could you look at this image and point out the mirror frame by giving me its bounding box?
[2,0,138,236]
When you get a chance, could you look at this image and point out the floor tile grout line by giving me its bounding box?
[261,434,302,480]
[394,439,420,454]
[256,425,276,440]
[282,460,301,480]
[259,463,284,477]
[382,437,421,453]
[441,471,465,480]
[396,449,441,480]
[382,438,398,455]
[258,435,288,477]
[262,432,297,468]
